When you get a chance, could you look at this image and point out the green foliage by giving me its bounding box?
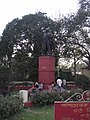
[59,69,73,81]
[74,75,90,90]
[0,64,11,89]
[61,0,90,69]
[31,89,84,106]
[73,88,83,93]
[1,12,60,82]
[61,90,74,101]
[0,95,22,119]
[31,91,61,106]
[61,88,83,101]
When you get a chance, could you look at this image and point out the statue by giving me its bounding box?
[42,29,55,55]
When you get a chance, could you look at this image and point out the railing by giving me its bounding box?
[64,90,90,102]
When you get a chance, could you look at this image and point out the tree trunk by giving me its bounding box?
[73,51,76,77]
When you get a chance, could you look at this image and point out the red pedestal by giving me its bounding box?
[39,56,55,84]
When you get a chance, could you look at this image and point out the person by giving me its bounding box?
[28,85,36,97]
[62,79,67,89]
[35,82,39,88]
[28,82,39,98]
[56,77,62,92]
[51,81,56,88]
[51,81,59,91]
[38,82,43,91]
[42,29,55,55]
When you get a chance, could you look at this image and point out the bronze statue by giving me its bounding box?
[42,29,55,55]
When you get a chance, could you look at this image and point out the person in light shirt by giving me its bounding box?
[38,82,43,91]
[57,77,62,91]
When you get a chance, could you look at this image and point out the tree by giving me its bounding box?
[1,12,60,81]
[74,0,90,69]
[0,64,11,91]
[58,0,90,71]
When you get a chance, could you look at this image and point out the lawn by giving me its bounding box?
[7,106,54,120]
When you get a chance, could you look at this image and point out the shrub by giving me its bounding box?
[61,90,73,101]
[0,65,11,90]
[61,89,83,101]
[31,91,61,106]
[0,95,22,119]
[74,75,90,90]
[73,88,83,93]
[31,89,84,106]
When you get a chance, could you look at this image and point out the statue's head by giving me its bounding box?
[43,27,51,33]
[45,28,50,33]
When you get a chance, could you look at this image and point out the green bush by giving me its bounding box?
[0,65,11,89]
[31,89,84,106]
[61,90,73,101]
[31,91,61,106]
[74,75,90,90]
[73,88,83,93]
[61,88,83,101]
[0,95,22,119]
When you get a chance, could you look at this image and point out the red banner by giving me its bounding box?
[54,101,90,120]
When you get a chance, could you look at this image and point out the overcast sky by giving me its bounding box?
[0,0,79,35]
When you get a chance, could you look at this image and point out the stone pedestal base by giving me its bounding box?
[38,56,55,84]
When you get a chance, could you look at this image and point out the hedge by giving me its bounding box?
[0,95,22,119]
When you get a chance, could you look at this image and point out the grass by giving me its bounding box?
[7,106,54,120]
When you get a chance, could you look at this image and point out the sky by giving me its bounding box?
[0,0,79,35]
